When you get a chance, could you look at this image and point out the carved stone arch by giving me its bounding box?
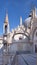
[12,32,30,40]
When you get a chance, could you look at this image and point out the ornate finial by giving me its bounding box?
[4,11,9,24]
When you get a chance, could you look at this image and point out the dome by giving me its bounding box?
[24,17,31,27]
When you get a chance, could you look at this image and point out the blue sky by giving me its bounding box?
[0,0,37,35]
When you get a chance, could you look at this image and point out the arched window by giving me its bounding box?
[19,37,22,40]
[5,25,7,34]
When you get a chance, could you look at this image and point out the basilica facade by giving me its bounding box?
[0,8,37,53]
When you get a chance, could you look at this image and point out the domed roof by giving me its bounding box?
[24,17,31,27]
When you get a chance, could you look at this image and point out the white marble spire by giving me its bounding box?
[3,12,10,34]
[4,12,9,24]
[20,16,22,26]
[32,7,36,18]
